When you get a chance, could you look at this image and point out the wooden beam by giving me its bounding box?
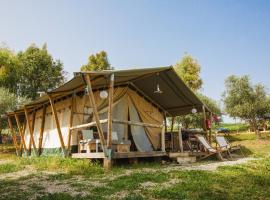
[48,95,66,154]
[161,126,166,152]
[113,119,163,128]
[38,105,46,155]
[209,112,213,143]
[178,125,183,153]
[170,117,175,150]
[202,105,208,140]
[14,114,27,152]
[67,93,75,154]
[84,74,106,151]
[7,116,19,153]
[24,107,37,153]
[107,74,114,148]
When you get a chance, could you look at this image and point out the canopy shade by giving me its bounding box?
[8,66,210,117]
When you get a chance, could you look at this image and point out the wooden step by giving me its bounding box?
[176,156,196,164]
[169,152,189,158]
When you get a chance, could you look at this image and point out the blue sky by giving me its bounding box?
[1,0,270,119]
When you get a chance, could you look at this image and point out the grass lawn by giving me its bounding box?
[0,132,270,200]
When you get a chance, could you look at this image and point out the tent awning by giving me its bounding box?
[8,66,210,116]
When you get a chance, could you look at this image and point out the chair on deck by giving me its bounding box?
[111,131,131,152]
[195,134,225,160]
[80,130,100,153]
[216,136,245,157]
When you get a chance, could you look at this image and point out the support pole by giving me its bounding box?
[202,105,208,140]
[170,117,175,150]
[84,74,106,152]
[209,112,213,143]
[178,124,183,153]
[107,74,114,149]
[24,107,37,154]
[161,126,166,152]
[67,93,75,154]
[38,105,46,155]
[48,95,66,155]
[7,116,19,153]
[15,114,27,152]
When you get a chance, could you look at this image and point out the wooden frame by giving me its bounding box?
[7,116,19,153]
[107,73,114,149]
[67,93,75,154]
[84,74,106,152]
[24,107,37,153]
[14,114,27,152]
[48,95,66,155]
[38,105,46,155]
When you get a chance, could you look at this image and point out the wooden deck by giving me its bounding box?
[72,151,167,159]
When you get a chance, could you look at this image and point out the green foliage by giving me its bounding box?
[0,87,30,130]
[174,93,221,129]
[0,47,20,93]
[174,54,203,91]
[80,51,111,71]
[223,75,270,134]
[212,123,250,133]
[17,44,66,99]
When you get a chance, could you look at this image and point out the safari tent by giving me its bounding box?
[6,66,211,167]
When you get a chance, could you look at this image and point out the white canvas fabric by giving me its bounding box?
[128,99,153,152]
[216,136,230,148]
[197,135,216,153]
[82,130,94,140]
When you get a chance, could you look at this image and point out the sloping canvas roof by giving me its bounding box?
[9,66,210,116]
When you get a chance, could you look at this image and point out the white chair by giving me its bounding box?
[216,136,245,157]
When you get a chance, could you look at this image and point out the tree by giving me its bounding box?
[173,54,217,129]
[81,51,112,71]
[175,93,221,129]
[0,47,20,93]
[223,75,270,136]
[0,87,30,143]
[174,54,203,91]
[17,44,66,99]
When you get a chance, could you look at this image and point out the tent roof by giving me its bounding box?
[9,66,210,116]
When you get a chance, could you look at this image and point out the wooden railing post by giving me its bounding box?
[84,74,106,152]
[170,117,175,150]
[202,105,208,140]
[107,74,114,149]
[48,95,66,156]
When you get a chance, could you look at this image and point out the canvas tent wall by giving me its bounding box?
[21,87,164,154]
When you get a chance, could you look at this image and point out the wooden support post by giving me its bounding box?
[103,158,113,170]
[202,105,208,140]
[48,95,66,155]
[84,74,106,152]
[209,112,213,143]
[7,116,19,153]
[107,74,114,149]
[67,93,75,154]
[38,105,46,155]
[178,124,183,153]
[24,107,37,153]
[170,117,175,150]
[15,114,27,152]
[161,126,166,152]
